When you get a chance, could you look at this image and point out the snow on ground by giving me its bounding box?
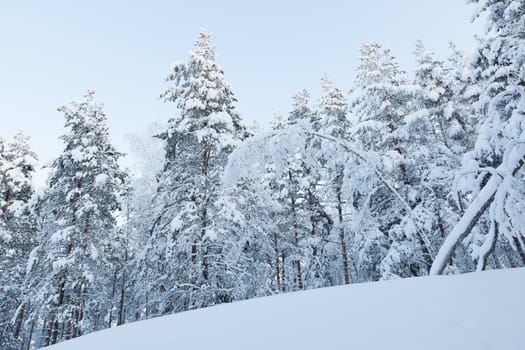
[49,268,525,350]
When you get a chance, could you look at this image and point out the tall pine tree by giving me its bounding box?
[22,88,125,347]
[137,29,249,317]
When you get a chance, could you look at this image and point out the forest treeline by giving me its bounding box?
[1,1,524,349]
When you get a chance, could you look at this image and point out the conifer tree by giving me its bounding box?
[22,88,125,347]
[316,75,353,284]
[351,42,430,279]
[270,112,287,130]
[288,89,313,126]
[0,132,38,350]
[139,29,248,316]
[379,41,464,278]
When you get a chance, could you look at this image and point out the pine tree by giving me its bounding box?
[351,42,432,279]
[352,41,413,154]
[0,132,38,350]
[318,75,350,138]
[271,89,335,291]
[291,89,334,288]
[378,41,468,279]
[316,75,353,284]
[270,112,287,130]
[22,88,126,347]
[288,89,313,126]
[445,42,480,153]
[140,29,248,316]
[413,40,457,150]
[271,152,311,291]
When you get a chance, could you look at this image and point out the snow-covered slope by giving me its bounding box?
[49,268,525,350]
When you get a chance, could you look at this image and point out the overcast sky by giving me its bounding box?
[0,0,484,173]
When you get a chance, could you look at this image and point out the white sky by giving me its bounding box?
[0,0,484,181]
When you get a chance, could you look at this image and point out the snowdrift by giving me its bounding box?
[48,268,525,350]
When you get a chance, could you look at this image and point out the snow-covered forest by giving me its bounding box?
[1,1,525,349]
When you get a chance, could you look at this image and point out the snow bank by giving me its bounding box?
[49,268,525,350]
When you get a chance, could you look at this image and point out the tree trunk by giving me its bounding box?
[200,144,211,280]
[337,191,350,284]
[25,319,35,350]
[281,254,286,291]
[59,319,65,340]
[191,243,197,263]
[289,171,303,290]
[57,273,66,308]
[513,236,525,265]
[273,232,281,292]
[14,303,24,338]
[42,318,47,341]
[50,318,59,345]
[295,259,303,290]
[117,268,126,326]
[308,190,317,257]
[77,308,84,337]
[108,269,118,328]
[1,189,10,220]
[65,320,72,340]
[437,214,446,238]
[457,192,465,216]
[477,221,499,271]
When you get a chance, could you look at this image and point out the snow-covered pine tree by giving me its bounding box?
[379,41,468,279]
[271,89,335,291]
[269,148,313,292]
[316,75,353,284]
[290,89,334,289]
[139,28,248,316]
[351,42,433,279]
[0,132,38,220]
[288,89,313,126]
[318,75,350,138]
[270,111,287,130]
[445,42,481,153]
[0,132,38,350]
[431,0,525,274]
[21,88,126,347]
[352,41,413,155]
[413,40,465,152]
